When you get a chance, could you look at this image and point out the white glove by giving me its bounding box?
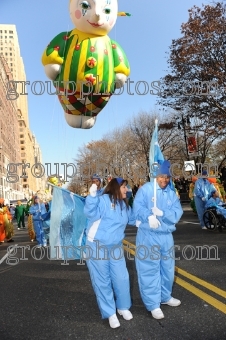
[152,207,163,216]
[148,215,160,229]
[202,197,206,201]
[44,64,61,80]
[115,73,127,88]
[89,184,97,197]
[136,220,141,228]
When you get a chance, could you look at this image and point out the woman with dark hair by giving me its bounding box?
[84,177,135,329]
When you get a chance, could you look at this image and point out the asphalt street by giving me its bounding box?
[0,204,226,340]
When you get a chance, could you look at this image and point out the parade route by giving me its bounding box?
[0,205,226,340]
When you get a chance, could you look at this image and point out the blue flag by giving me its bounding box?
[149,120,165,180]
[149,120,175,191]
[49,186,87,260]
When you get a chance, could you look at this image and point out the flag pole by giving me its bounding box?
[153,119,158,213]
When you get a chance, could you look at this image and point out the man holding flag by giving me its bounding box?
[133,120,183,320]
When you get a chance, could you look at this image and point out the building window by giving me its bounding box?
[9,31,13,34]
[5,30,7,33]
[20,134,24,138]
[9,48,12,51]
[9,36,13,39]
[20,140,24,144]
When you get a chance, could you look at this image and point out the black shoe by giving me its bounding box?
[7,239,14,242]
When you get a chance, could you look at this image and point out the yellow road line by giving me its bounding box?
[123,240,136,255]
[175,266,226,299]
[175,276,226,314]
[123,239,226,305]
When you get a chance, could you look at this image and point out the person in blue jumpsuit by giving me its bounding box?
[133,160,183,320]
[205,191,226,219]
[194,170,215,229]
[91,174,104,195]
[84,177,135,329]
[29,196,47,248]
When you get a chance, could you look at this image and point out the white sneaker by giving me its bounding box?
[151,308,164,319]
[162,297,181,307]
[36,245,42,248]
[202,226,207,230]
[117,309,133,320]
[109,314,120,328]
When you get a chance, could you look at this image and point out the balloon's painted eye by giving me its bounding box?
[104,8,111,14]
[80,1,90,10]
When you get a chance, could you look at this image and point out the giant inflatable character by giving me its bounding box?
[42,0,130,129]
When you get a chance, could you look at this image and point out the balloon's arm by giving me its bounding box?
[111,39,130,76]
[41,31,68,66]
[117,12,131,16]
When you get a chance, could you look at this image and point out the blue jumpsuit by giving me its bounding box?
[84,194,135,319]
[194,179,215,227]
[133,182,183,312]
[29,203,47,246]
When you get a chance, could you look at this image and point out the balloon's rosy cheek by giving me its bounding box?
[75,10,81,19]
[109,18,115,26]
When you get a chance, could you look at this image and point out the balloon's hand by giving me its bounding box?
[115,73,127,88]
[44,64,61,80]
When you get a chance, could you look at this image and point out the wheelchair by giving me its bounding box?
[203,206,226,232]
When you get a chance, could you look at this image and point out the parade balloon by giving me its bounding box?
[41,0,131,129]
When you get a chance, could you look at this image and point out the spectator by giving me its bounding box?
[14,201,26,230]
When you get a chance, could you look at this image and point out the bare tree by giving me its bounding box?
[158,2,226,132]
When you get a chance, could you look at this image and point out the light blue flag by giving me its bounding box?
[49,186,87,260]
[149,119,165,180]
[149,119,175,191]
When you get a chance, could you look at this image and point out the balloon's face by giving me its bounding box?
[69,0,118,36]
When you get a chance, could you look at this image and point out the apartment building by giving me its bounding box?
[0,24,44,194]
[0,56,23,201]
